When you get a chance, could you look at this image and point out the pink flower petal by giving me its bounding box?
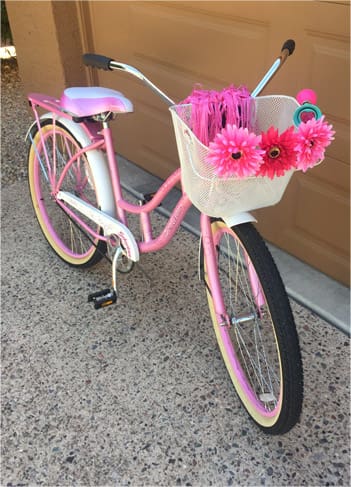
[257,126,298,179]
[207,124,264,178]
[295,116,335,171]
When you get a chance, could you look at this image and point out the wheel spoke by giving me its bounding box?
[30,123,104,264]
[216,226,281,412]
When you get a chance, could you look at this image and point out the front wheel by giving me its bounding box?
[203,220,303,434]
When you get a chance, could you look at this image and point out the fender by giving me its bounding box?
[198,211,257,285]
[223,212,257,228]
[25,112,116,219]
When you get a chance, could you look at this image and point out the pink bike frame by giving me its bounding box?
[29,93,260,326]
[102,121,230,326]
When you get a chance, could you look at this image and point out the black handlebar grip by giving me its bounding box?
[281,39,295,56]
[83,53,114,70]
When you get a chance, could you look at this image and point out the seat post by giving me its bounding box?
[101,122,127,225]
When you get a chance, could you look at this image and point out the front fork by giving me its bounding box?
[200,214,265,326]
[200,214,230,327]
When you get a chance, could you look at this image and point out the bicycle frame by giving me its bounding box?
[28,91,237,327]
[27,38,294,306]
[28,98,197,257]
[28,38,296,261]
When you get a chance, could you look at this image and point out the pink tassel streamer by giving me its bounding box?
[180,85,253,146]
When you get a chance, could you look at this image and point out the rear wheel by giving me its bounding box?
[203,220,303,434]
[28,120,106,266]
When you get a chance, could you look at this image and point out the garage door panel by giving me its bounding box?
[129,2,269,90]
[312,155,350,194]
[326,120,350,172]
[133,109,178,177]
[308,33,350,120]
[294,176,349,254]
[283,227,349,285]
[83,1,350,285]
[260,171,350,284]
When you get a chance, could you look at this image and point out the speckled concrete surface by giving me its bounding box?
[1,59,32,185]
[1,179,350,486]
[1,59,350,486]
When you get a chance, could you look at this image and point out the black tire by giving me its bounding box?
[203,219,303,434]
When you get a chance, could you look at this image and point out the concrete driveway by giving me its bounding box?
[1,178,350,486]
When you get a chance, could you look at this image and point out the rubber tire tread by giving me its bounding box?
[28,119,107,268]
[216,220,303,434]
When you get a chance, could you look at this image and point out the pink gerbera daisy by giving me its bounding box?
[257,126,298,179]
[295,116,335,172]
[206,124,264,178]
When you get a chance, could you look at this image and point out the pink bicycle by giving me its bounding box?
[27,40,304,434]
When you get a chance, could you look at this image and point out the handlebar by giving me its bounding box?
[83,53,175,106]
[83,38,296,104]
[281,39,296,57]
[83,53,113,71]
[251,39,295,97]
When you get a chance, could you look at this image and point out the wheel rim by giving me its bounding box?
[210,222,283,425]
[29,125,100,263]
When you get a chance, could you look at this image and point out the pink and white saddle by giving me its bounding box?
[60,87,133,117]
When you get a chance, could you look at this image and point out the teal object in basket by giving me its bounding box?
[293,102,322,126]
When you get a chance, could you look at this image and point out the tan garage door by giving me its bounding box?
[79,1,350,285]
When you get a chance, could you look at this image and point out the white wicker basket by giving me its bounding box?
[170,95,299,217]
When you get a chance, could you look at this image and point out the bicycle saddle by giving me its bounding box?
[60,87,133,117]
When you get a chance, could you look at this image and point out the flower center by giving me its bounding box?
[268,146,281,159]
[231,151,242,160]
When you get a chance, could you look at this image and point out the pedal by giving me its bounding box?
[88,288,117,310]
